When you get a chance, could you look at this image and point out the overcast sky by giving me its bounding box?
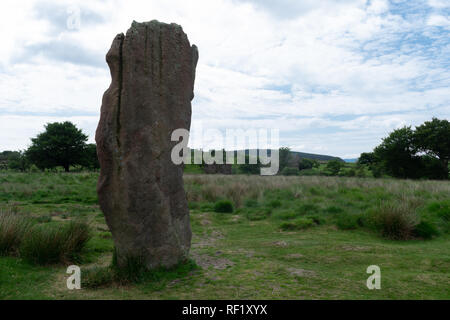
[0,0,449,158]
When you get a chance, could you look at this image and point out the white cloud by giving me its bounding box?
[428,0,450,9]
[427,15,450,27]
[0,0,449,158]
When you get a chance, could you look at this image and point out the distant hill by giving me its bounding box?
[240,149,343,163]
[189,149,344,163]
[344,158,358,163]
[289,151,344,162]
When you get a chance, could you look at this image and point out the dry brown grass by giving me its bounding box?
[184,174,450,207]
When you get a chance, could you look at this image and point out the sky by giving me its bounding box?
[0,0,449,159]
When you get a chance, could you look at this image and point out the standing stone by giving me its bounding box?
[95,20,198,269]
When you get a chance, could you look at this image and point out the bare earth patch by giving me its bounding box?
[287,268,316,277]
[285,253,304,259]
[340,245,369,252]
[191,252,234,270]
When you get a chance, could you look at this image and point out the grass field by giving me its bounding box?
[0,172,449,299]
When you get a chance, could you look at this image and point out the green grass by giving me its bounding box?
[0,172,449,299]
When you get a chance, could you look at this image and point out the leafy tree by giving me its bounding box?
[326,160,344,175]
[239,154,261,174]
[298,158,314,170]
[414,118,450,178]
[8,151,30,172]
[373,126,422,179]
[279,147,291,172]
[26,122,88,172]
[82,144,100,170]
[358,152,377,166]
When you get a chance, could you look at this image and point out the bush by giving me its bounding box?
[413,221,439,239]
[280,218,314,231]
[214,200,234,213]
[298,158,314,170]
[367,202,419,240]
[281,167,299,176]
[267,199,282,209]
[0,211,33,255]
[20,220,91,265]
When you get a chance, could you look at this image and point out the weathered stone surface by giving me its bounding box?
[95,20,198,269]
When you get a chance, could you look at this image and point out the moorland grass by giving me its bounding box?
[0,210,33,255]
[0,172,449,299]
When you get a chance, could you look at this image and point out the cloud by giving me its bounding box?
[0,115,98,151]
[33,1,105,34]
[427,14,450,27]
[0,0,449,158]
[428,0,450,9]
[13,40,105,67]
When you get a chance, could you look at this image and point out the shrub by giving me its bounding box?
[0,211,33,255]
[413,221,439,239]
[214,200,234,213]
[280,218,314,231]
[367,202,419,240]
[20,220,91,265]
[267,199,282,209]
[281,167,299,176]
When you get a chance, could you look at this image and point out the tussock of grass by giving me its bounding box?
[214,200,234,213]
[367,202,419,240]
[0,210,33,255]
[20,220,91,265]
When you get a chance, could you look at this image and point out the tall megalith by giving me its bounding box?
[95,20,198,269]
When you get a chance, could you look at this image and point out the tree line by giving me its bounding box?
[358,118,449,180]
[1,118,448,179]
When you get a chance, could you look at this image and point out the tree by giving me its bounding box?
[373,126,422,179]
[358,152,377,166]
[279,147,291,172]
[414,118,450,178]
[8,151,30,172]
[298,158,314,171]
[82,143,100,170]
[326,160,344,175]
[26,122,88,172]
[239,154,261,174]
